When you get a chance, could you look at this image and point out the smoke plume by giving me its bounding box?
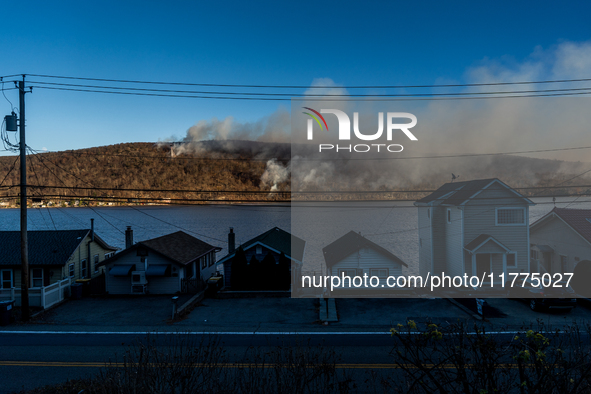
[165,41,591,192]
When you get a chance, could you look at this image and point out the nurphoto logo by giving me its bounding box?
[302,107,418,153]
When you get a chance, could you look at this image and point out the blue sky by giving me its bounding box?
[1,1,591,153]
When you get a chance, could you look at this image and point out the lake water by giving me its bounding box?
[1,197,589,274]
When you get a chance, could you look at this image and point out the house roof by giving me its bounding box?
[464,234,510,253]
[322,231,408,268]
[98,231,221,267]
[531,207,591,245]
[216,227,306,265]
[0,229,117,267]
[415,178,533,206]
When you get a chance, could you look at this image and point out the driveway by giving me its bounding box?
[175,297,319,331]
[335,298,473,329]
[3,295,192,331]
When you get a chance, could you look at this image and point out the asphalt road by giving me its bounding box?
[3,296,591,392]
[3,329,589,393]
[0,331,401,393]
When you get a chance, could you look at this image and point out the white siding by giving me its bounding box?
[105,253,180,294]
[530,216,591,273]
[330,248,404,289]
[464,183,529,274]
[418,206,432,277]
[445,207,463,277]
[432,206,447,274]
[199,251,218,279]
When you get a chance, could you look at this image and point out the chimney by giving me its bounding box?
[90,218,95,242]
[228,227,235,254]
[125,226,133,249]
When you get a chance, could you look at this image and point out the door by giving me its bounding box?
[476,254,490,277]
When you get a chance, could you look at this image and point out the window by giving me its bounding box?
[496,208,525,225]
[93,254,99,273]
[427,208,430,219]
[81,259,87,278]
[506,253,517,267]
[256,245,263,254]
[370,268,389,278]
[531,249,539,260]
[338,269,357,277]
[1,269,12,289]
[201,257,206,270]
[69,263,75,278]
[447,209,451,224]
[105,252,114,259]
[32,268,43,288]
[209,253,215,267]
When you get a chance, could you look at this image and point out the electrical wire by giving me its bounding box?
[128,206,227,244]
[1,79,17,113]
[29,85,591,101]
[19,183,591,195]
[25,73,591,89]
[24,80,591,98]
[36,144,591,162]
[0,155,19,188]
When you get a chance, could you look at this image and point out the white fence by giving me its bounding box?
[0,278,71,309]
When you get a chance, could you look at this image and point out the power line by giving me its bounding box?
[28,85,591,101]
[24,73,591,89]
[18,183,591,195]
[0,155,19,188]
[4,191,591,205]
[24,80,591,98]
[31,144,591,162]
[128,206,226,244]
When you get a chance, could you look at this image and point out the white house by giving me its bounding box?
[530,207,591,274]
[414,178,534,285]
[323,231,407,293]
[98,230,221,295]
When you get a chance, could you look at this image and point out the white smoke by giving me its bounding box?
[261,159,290,192]
[162,43,591,193]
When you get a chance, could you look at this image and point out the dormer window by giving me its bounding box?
[256,245,263,254]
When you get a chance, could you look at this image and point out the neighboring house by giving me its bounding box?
[414,178,534,284]
[323,231,407,291]
[529,208,591,275]
[0,220,118,290]
[97,230,221,295]
[218,227,306,290]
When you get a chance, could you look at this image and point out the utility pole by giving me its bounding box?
[19,75,29,322]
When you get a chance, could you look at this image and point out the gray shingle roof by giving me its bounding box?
[416,178,532,206]
[97,231,221,267]
[0,229,98,266]
[139,231,221,265]
[532,208,591,245]
[416,178,497,205]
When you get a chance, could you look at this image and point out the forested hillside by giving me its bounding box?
[0,141,588,206]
